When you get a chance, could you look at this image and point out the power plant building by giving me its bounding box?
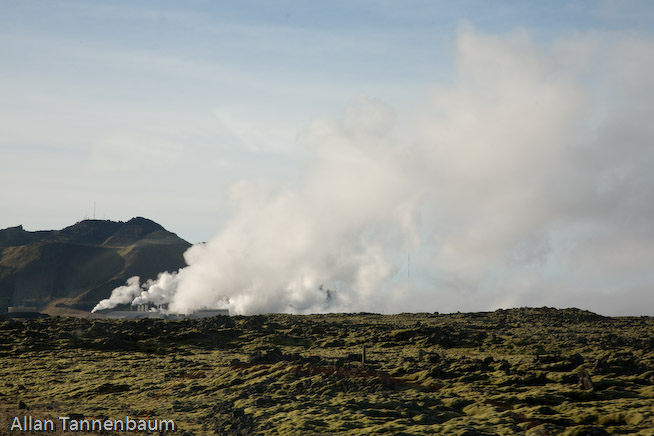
[94,306,229,319]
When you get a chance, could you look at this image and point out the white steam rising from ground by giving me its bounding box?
[94,28,654,316]
[92,276,142,312]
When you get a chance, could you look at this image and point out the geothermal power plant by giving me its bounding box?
[91,304,229,320]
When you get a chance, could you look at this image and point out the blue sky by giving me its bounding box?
[2,0,651,241]
[3,1,654,315]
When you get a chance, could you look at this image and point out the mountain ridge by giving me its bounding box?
[0,217,191,315]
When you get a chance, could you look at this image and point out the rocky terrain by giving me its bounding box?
[0,218,190,315]
[1,308,653,435]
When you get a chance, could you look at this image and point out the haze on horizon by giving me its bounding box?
[2,1,654,316]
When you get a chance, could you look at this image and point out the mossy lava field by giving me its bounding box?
[1,308,653,435]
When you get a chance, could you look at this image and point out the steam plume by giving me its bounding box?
[91,276,142,312]
[98,28,654,316]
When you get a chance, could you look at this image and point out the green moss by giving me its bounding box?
[1,309,653,434]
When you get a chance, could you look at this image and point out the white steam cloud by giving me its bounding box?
[97,27,654,316]
[92,276,142,312]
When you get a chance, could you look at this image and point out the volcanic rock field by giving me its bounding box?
[1,308,653,435]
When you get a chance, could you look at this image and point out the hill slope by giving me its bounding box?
[0,217,191,314]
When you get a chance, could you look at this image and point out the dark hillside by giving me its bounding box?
[0,225,42,247]
[0,217,191,314]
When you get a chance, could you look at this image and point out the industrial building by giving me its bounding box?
[92,304,229,319]
[7,306,38,313]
